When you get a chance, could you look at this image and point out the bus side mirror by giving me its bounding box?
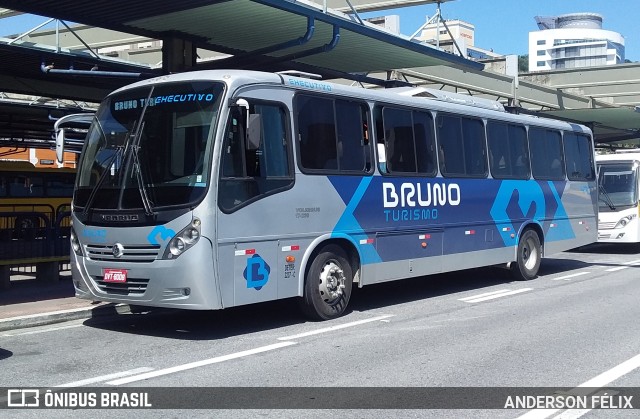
[246,114,262,150]
[55,128,65,163]
[231,99,262,151]
[54,113,94,163]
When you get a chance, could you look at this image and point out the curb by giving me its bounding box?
[0,303,128,332]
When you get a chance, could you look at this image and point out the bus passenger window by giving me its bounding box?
[563,132,595,181]
[487,121,529,180]
[438,114,488,177]
[530,128,565,181]
[296,94,371,174]
[377,106,436,176]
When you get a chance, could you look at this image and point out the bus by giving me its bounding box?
[0,160,76,270]
[57,70,597,320]
[0,161,75,236]
[597,150,640,243]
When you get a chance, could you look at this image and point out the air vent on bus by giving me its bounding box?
[93,276,150,295]
[387,86,505,112]
[277,70,322,80]
[85,244,160,262]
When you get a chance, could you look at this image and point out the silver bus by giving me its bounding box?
[59,70,597,320]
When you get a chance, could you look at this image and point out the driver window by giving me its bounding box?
[219,100,293,212]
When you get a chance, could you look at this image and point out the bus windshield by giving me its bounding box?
[74,81,224,211]
[597,163,638,210]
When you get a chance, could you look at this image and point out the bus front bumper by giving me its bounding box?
[71,238,222,310]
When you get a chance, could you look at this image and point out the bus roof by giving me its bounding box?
[597,151,640,163]
[109,69,592,135]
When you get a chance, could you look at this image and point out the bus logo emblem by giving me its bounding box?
[243,254,270,290]
[112,243,125,258]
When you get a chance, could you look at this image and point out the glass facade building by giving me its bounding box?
[528,13,625,72]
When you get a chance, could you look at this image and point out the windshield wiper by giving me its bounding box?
[598,184,616,210]
[118,88,155,216]
[130,124,154,216]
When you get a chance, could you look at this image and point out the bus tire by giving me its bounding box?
[511,229,541,281]
[300,244,353,320]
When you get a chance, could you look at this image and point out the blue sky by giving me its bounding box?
[1,0,637,61]
[361,0,638,61]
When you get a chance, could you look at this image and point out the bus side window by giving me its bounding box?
[563,132,595,181]
[219,100,293,212]
[10,175,44,197]
[530,128,565,181]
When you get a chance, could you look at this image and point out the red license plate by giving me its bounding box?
[103,268,127,283]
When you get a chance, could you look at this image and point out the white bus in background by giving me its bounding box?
[597,150,640,243]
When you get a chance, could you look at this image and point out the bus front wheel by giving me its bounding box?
[300,244,353,320]
[511,229,541,281]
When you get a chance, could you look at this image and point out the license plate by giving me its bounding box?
[103,268,127,283]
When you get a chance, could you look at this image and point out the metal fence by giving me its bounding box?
[0,203,70,266]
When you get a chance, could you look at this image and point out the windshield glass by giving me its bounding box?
[597,163,638,209]
[74,81,224,211]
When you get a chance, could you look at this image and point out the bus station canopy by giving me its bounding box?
[0,0,638,148]
[0,0,480,151]
[0,0,479,81]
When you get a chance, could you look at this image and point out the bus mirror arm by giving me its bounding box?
[55,128,65,163]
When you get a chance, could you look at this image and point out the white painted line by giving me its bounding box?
[551,272,590,281]
[106,341,297,385]
[605,258,640,272]
[277,314,394,341]
[458,289,512,302]
[459,289,533,303]
[552,408,591,419]
[551,390,615,419]
[55,367,155,387]
[1,323,83,337]
[516,352,640,419]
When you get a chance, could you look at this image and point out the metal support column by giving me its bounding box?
[162,37,197,74]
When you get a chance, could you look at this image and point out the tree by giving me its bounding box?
[518,55,529,72]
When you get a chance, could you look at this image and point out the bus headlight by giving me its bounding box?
[162,218,201,259]
[169,237,186,256]
[70,228,82,256]
[183,228,200,245]
[615,214,636,229]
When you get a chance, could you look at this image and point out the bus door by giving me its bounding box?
[216,90,296,307]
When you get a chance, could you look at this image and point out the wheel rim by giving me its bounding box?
[318,260,346,304]
[522,236,538,270]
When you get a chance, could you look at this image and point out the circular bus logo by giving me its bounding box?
[112,243,125,258]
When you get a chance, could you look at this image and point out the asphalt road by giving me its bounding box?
[2,243,640,418]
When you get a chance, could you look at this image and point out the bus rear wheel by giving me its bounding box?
[300,244,353,320]
[511,229,541,281]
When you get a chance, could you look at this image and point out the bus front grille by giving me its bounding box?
[598,222,617,230]
[93,276,150,295]
[85,244,161,262]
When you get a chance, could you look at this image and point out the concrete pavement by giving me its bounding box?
[0,270,122,332]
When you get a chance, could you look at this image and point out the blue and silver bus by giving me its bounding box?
[59,70,597,320]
